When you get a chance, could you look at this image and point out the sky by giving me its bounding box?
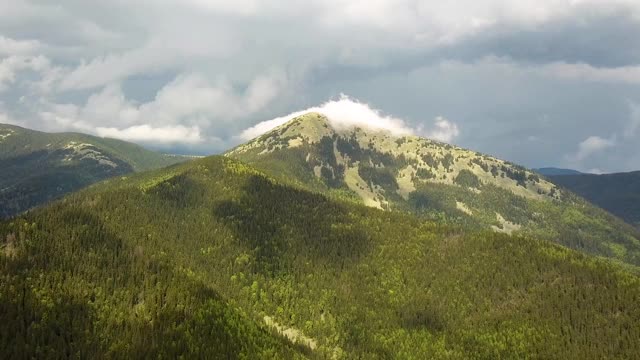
[1,0,640,173]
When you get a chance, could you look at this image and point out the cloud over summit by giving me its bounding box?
[239,95,460,143]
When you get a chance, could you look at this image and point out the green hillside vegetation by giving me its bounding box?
[548,171,640,228]
[227,113,640,267]
[1,156,639,358]
[0,124,188,218]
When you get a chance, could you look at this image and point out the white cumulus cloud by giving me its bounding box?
[239,95,460,143]
[0,36,41,56]
[36,71,285,146]
[569,135,616,162]
[0,55,50,91]
[96,125,203,144]
[421,116,460,143]
[239,95,415,140]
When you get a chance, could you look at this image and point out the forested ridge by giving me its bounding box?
[0,123,187,219]
[1,156,639,359]
[228,114,640,267]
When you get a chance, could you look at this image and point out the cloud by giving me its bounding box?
[422,116,460,143]
[0,111,17,125]
[586,168,605,175]
[55,24,242,91]
[37,71,285,145]
[560,100,640,170]
[625,101,640,139]
[313,95,415,135]
[239,95,416,140]
[186,0,261,15]
[443,5,640,68]
[14,0,640,92]
[239,95,461,143]
[540,62,640,84]
[432,57,640,85]
[58,45,176,91]
[0,55,50,91]
[96,124,203,144]
[569,135,617,162]
[0,36,40,55]
[143,71,286,123]
[1,0,640,170]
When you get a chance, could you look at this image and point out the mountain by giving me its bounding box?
[227,112,640,266]
[534,167,583,176]
[1,155,639,358]
[0,123,188,218]
[547,171,640,228]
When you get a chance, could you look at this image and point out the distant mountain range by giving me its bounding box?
[546,171,640,228]
[0,123,189,218]
[534,167,584,176]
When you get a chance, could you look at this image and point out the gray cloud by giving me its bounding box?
[626,101,640,139]
[442,7,640,67]
[568,135,617,163]
[0,0,639,170]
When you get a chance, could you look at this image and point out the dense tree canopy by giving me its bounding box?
[1,156,639,358]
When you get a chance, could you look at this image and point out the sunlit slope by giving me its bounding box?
[227,113,640,266]
[2,156,638,358]
[0,123,187,218]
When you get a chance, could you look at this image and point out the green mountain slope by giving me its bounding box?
[1,156,639,358]
[548,171,640,228]
[0,124,188,218]
[227,113,640,266]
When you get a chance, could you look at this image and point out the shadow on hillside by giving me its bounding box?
[213,175,372,272]
[0,149,132,218]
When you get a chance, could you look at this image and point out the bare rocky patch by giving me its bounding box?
[491,213,522,234]
[0,128,14,142]
[63,141,118,168]
[456,201,473,216]
[264,315,317,350]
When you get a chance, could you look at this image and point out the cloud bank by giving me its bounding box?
[32,71,287,147]
[1,0,640,170]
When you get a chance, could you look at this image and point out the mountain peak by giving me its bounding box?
[228,111,562,212]
[228,112,334,156]
[230,109,426,159]
[225,121,640,267]
[279,112,334,138]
